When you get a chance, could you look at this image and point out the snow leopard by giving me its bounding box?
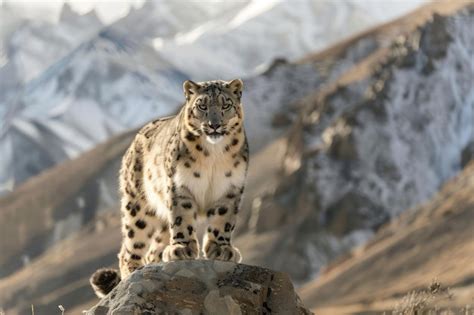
[90,79,248,297]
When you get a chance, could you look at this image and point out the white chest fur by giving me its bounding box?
[174,142,245,212]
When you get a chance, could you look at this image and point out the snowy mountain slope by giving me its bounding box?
[6,5,102,83]
[155,0,428,79]
[110,0,250,42]
[0,4,103,107]
[0,30,187,193]
[0,5,105,192]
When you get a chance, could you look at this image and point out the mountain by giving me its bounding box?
[154,0,429,80]
[0,3,103,113]
[0,28,186,194]
[237,0,474,282]
[0,0,425,194]
[0,3,104,193]
[300,161,474,314]
[5,4,102,83]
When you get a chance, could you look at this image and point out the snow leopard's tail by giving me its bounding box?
[90,268,121,298]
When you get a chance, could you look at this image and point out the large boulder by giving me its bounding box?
[86,260,312,315]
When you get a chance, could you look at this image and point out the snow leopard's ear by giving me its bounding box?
[183,80,201,100]
[228,79,243,101]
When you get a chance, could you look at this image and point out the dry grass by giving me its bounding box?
[393,281,455,315]
[28,304,66,315]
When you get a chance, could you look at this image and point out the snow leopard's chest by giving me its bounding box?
[173,147,246,212]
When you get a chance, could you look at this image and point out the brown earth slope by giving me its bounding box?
[0,130,136,278]
[300,162,474,314]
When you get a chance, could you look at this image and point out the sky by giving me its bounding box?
[0,0,146,24]
[0,0,429,25]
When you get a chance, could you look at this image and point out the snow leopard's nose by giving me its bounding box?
[208,121,221,131]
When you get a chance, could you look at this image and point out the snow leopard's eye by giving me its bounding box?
[196,98,207,111]
[222,98,233,110]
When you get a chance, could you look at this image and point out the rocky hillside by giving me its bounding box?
[87,261,312,315]
[300,161,474,314]
[0,1,473,314]
[238,0,474,282]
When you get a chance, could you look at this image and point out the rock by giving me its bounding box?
[461,140,474,168]
[86,260,312,315]
[419,13,452,60]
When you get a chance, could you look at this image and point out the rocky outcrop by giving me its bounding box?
[86,260,312,315]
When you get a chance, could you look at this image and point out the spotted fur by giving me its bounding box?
[90,79,248,298]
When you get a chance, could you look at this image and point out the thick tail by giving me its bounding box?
[89,268,121,298]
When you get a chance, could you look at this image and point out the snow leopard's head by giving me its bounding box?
[183,79,244,144]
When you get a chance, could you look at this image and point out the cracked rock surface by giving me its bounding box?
[86,260,312,315]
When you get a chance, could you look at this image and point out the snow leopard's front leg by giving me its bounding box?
[162,184,200,261]
[203,185,243,262]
